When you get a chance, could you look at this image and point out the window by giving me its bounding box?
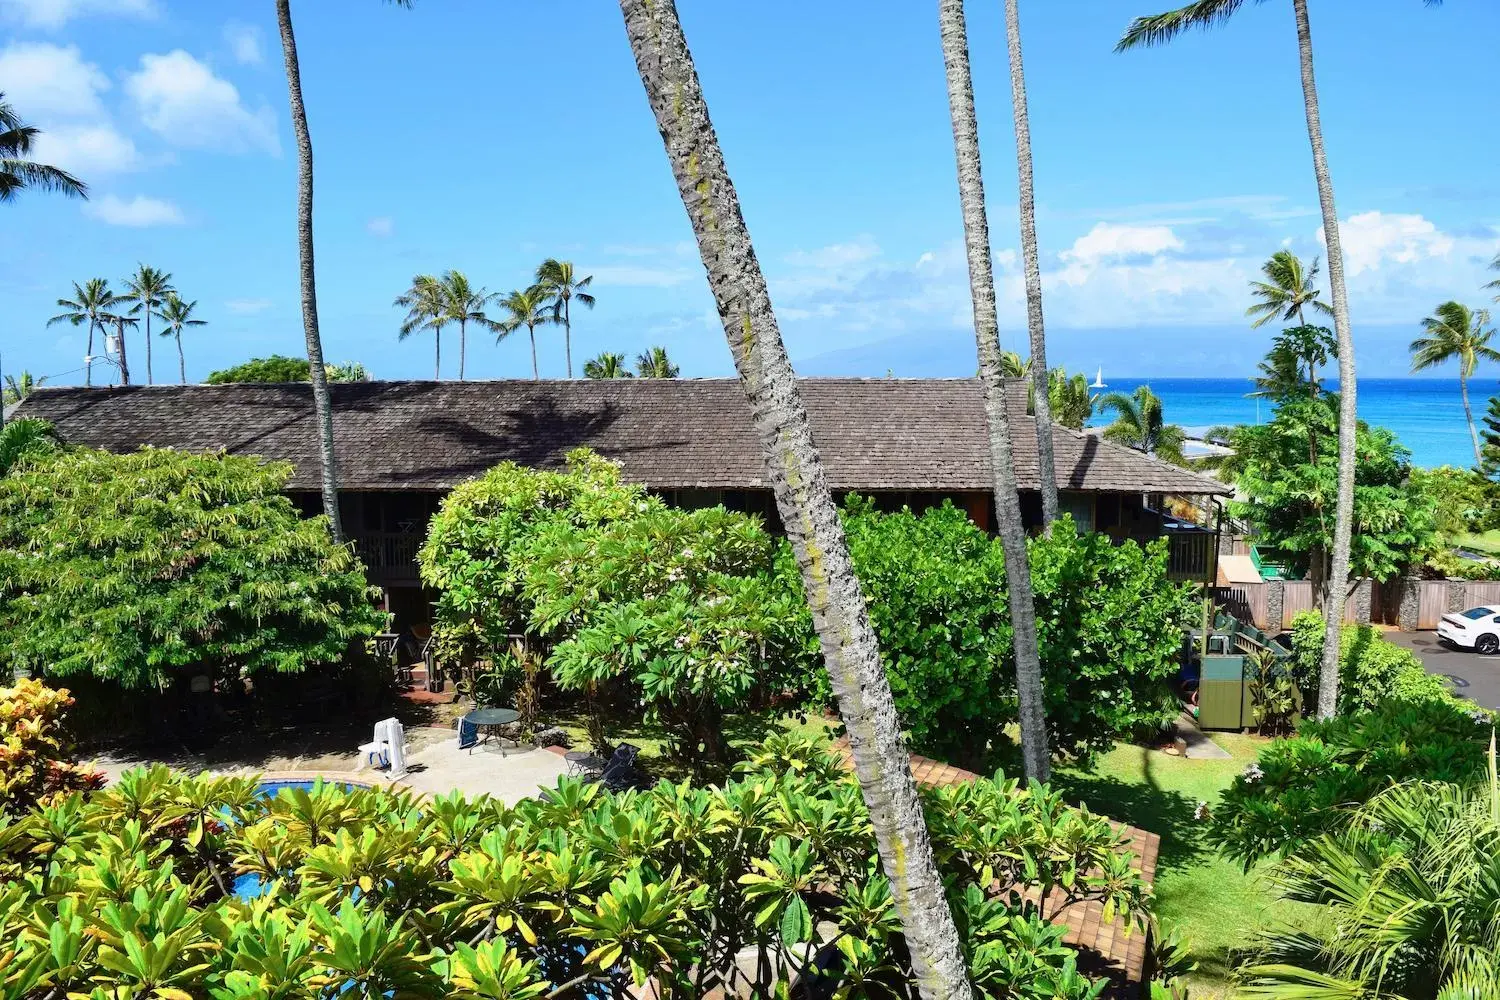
[1460,607,1491,620]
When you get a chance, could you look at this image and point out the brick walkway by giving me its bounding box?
[833,742,1160,995]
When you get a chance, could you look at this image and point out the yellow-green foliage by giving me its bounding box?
[0,737,1145,1000]
[0,679,102,814]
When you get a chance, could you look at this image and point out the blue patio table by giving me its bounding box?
[464,707,520,756]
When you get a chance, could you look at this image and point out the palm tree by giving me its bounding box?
[394,275,447,379]
[635,345,679,378]
[439,270,497,381]
[2,370,44,406]
[583,352,633,379]
[1096,385,1187,464]
[156,294,205,385]
[1045,368,1093,429]
[0,418,61,476]
[1246,250,1331,329]
[497,285,553,380]
[121,265,174,386]
[1119,0,1358,722]
[0,93,86,202]
[939,0,1051,784]
[1411,301,1500,467]
[536,259,596,379]
[274,2,408,544]
[47,278,116,387]
[1001,0,1059,526]
[618,2,975,998]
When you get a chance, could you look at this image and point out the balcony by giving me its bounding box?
[352,531,422,583]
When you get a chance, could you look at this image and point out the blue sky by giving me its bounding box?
[4,0,1499,387]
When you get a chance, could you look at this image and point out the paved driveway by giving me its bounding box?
[1386,630,1500,711]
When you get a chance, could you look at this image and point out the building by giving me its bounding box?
[17,378,1230,625]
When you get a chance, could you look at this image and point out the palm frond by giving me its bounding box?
[1116,0,1252,51]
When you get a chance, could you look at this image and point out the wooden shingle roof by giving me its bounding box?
[15,379,1227,496]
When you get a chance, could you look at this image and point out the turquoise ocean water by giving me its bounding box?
[1095,377,1494,470]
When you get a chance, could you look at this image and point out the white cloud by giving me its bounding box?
[0,42,108,117]
[31,123,140,175]
[784,236,881,271]
[83,193,183,226]
[125,50,278,155]
[1059,222,1184,264]
[225,298,272,315]
[590,263,696,288]
[1330,210,1458,277]
[0,0,152,29]
[365,216,394,238]
[222,21,262,66]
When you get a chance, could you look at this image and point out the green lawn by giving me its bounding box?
[1456,529,1500,556]
[1052,734,1307,999]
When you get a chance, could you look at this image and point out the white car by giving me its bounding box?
[1438,606,1500,654]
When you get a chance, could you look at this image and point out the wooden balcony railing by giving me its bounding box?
[1166,531,1214,583]
[352,531,422,581]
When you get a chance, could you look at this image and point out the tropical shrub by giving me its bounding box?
[0,446,383,688]
[784,502,1195,764]
[1208,698,1490,865]
[0,417,62,476]
[0,679,102,814]
[1239,771,1500,998]
[204,354,368,383]
[1287,610,1454,713]
[0,737,1148,999]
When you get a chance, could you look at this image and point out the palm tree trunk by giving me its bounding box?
[939,0,1050,782]
[1003,0,1058,527]
[276,0,344,544]
[529,324,539,380]
[458,318,466,382]
[85,320,94,387]
[1462,373,1482,467]
[435,327,442,380]
[176,332,185,385]
[1294,0,1354,721]
[617,3,975,998]
[564,298,573,379]
[144,306,153,385]
[115,319,130,386]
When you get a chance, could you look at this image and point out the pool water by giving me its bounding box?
[231,779,367,899]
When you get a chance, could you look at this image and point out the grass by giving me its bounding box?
[1456,529,1500,556]
[1052,734,1307,1000]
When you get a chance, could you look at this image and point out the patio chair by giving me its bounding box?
[356,717,409,777]
[584,743,648,793]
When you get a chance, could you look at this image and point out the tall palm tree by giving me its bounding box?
[122,265,174,386]
[498,285,553,380]
[156,294,205,385]
[1246,249,1331,329]
[0,93,86,202]
[1001,0,1059,526]
[583,352,633,379]
[1096,385,1187,464]
[100,309,139,386]
[439,270,497,381]
[47,278,116,387]
[273,2,408,544]
[2,370,44,406]
[939,0,1050,784]
[635,345,679,378]
[394,274,447,379]
[1411,301,1500,467]
[1119,0,1358,722]
[618,3,975,998]
[536,259,596,379]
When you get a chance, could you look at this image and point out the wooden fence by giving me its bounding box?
[1212,578,1491,632]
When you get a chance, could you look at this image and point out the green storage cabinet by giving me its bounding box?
[1198,654,1252,730]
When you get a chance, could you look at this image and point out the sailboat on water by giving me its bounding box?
[1089,367,1107,390]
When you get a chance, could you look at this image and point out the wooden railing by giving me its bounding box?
[1165,532,1214,582]
[352,531,422,582]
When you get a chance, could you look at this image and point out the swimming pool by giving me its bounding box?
[232,779,369,899]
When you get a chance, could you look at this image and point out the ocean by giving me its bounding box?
[1095,377,1494,470]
